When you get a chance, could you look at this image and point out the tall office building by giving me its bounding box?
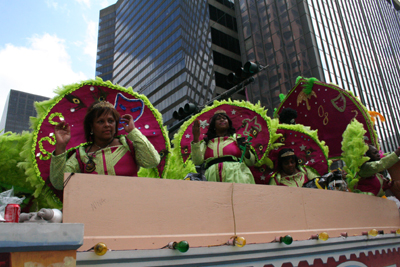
[235,0,400,151]
[0,90,49,134]
[95,0,243,126]
[95,3,118,83]
[209,0,244,98]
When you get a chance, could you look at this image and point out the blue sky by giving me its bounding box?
[0,0,115,117]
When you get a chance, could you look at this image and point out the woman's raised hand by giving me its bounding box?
[192,119,200,143]
[121,114,136,133]
[54,121,71,155]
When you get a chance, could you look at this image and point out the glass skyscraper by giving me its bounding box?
[235,0,400,151]
[0,90,49,134]
[96,0,243,126]
[95,4,117,83]
[209,0,243,97]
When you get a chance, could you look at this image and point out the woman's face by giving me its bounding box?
[367,146,380,161]
[92,112,116,141]
[282,157,297,175]
[214,115,229,132]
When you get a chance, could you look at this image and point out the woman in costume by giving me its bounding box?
[191,110,256,184]
[50,101,160,190]
[356,144,400,196]
[269,148,318,187]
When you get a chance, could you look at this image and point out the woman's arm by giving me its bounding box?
[191,119,206,165]
[126,128,160,168]
[122,114,160,168]
[54,121,71,155]
[50,151,81,190]
[359,152,400,178]
[191,141,206,165]
[50,121,79,190]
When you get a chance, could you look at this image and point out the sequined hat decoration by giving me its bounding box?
[214,109,227,115]
[280,151,295,157]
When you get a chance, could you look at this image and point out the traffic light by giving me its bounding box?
[244,61,259,74]
[227,61,262,85]
[173,103,198,120]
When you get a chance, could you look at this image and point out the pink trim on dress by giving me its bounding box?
[102,150,108,175]
[204,137,242,160]
[218,162,223,182]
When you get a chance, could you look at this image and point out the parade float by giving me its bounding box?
[1,77,400,267]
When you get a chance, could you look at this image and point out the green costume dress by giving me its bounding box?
[269,166,319,187]
[50,128,160,190]
[357,152,400,196]
[191,135,256,184]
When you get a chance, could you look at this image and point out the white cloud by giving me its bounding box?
[75,0,115,9]
[45,0,68,12]
[46,0,59,9]
[0,34,87,117]
[83,16,98,62]
[101,0,116,8]
[75,0,91,8]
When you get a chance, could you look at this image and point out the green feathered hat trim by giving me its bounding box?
[0,132,35,204]
[162,140,197,179]
[251,118,284,170]
[341,119,370,192]
[267,118,283,152]
[17,132,63,209]
[0,132,34,191]
[274,76,318,118]
[20,77,170,208]
[296,76,319,95]
[0,131,61,210]
[279,93,286,102]
[295,76,303,84]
